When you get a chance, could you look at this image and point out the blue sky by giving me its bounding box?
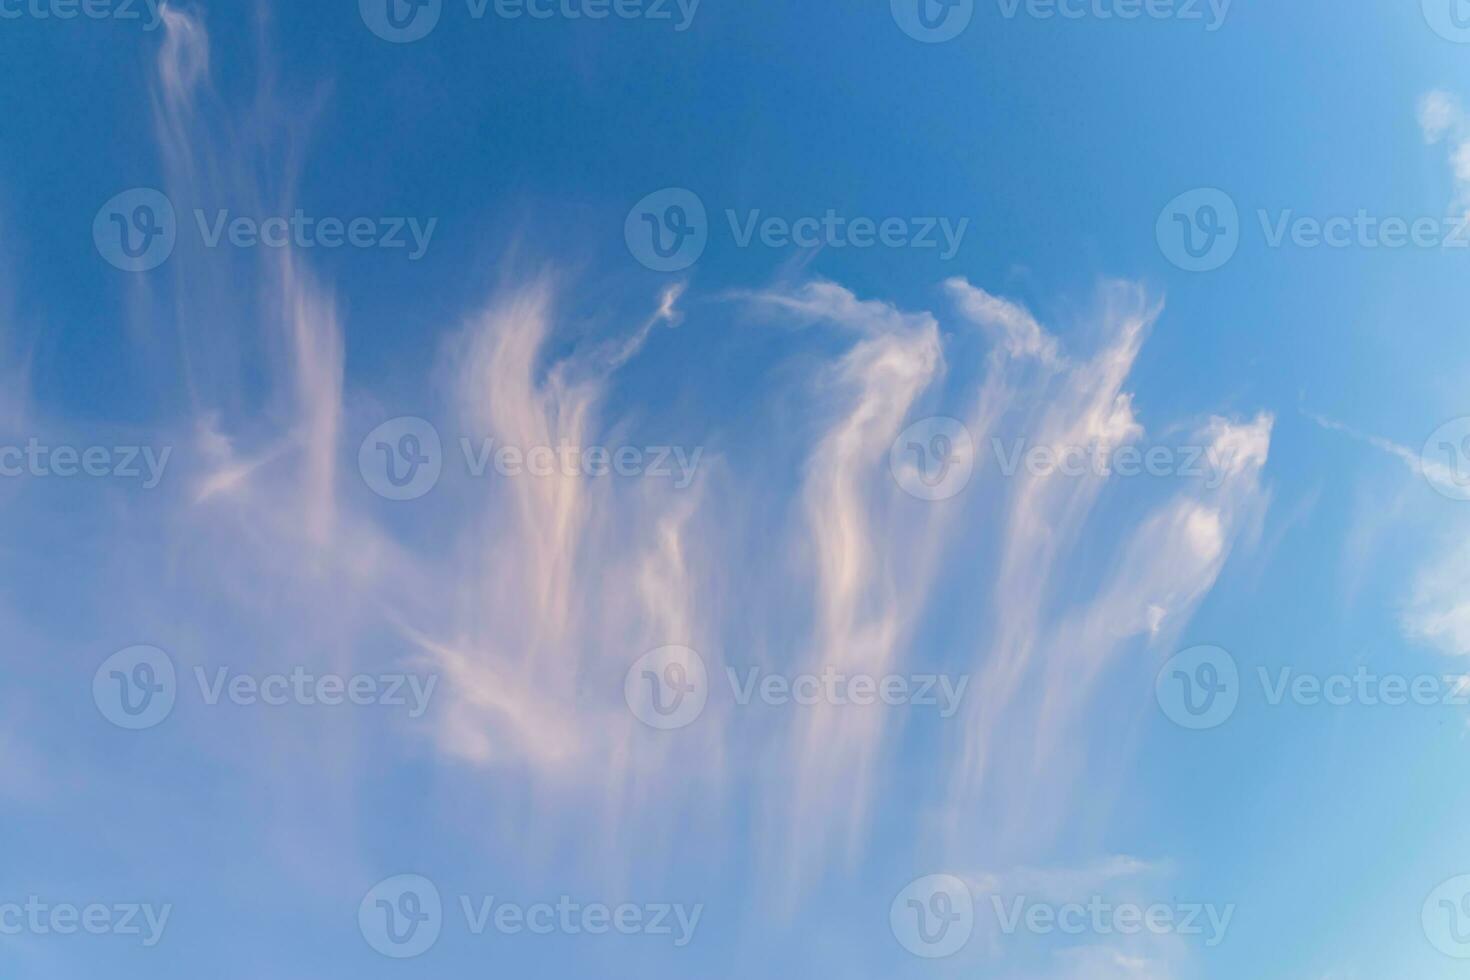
[4,0,1470,977]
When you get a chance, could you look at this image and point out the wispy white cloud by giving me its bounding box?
[940,279,1271,854]
[1306,410,1470,657]
[1419,89,1470,218]
[72,6,1278,919]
